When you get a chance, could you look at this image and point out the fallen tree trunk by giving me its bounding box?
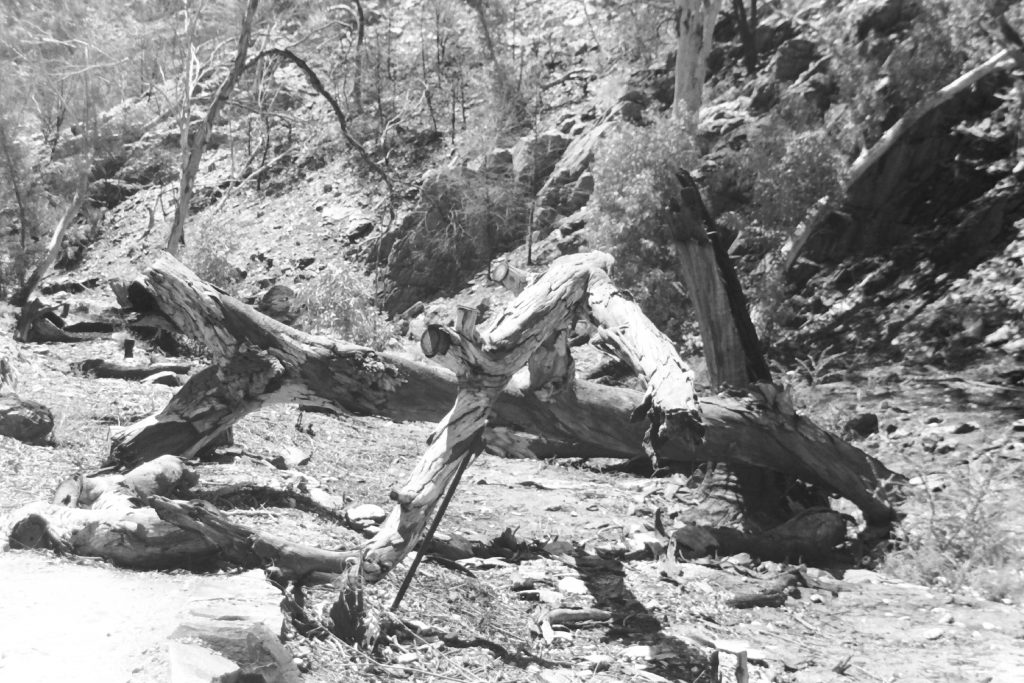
[73,358,193,381]
[4,456,217,568]
[112,255,900,529]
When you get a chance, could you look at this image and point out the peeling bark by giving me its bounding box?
[112,255,899,532]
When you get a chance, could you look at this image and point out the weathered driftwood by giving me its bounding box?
[74,358,192,381]
[3,456,217,568]
[357,252,686,585]
[5,456,364,575]
[491,256,704,454]
[147,496,357,578]
[111,254,900,529]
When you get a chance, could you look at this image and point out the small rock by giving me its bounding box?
[0,394,54,444]
[723,552,752,566]
[538,589,563,605]
[619,644,652,660]
[272,444,310,470]
[581,654,612,671]
[926,416,943,424]
[951,422,979,435]
[557,576,588,595]
[1011,419,1024,433]
[345,503,387,529]
[396,652,418,664]
[923,628,944,640]
[844,413,879,438]
[775,38,818,81]
[843,569,881,584]
[257,284,300,325]
[937,612,954,625]
[543,539,574,555]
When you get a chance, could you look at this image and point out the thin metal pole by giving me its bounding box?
[390,444,478,612]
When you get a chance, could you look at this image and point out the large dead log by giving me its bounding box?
[3,456,217,568]
[112,255,900,529]
[73,358,192,381]
[3,456,359,576]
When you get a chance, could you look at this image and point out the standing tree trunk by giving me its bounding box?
[673,0,723,131]
[733,0,758,75]
[0,117,31,250]
[166,0,260,256]
[668,172,796,530]
[670,0,789,528]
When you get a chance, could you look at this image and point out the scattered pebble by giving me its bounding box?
[557,576,588,595]
[923,628,944,640]
[619,644,652,660]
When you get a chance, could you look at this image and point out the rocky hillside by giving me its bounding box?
[1,1,1023,681]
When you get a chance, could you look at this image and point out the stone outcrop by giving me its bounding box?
[169,570,300,683]
[0,394,54,444]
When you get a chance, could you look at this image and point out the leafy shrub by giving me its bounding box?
[182,223,245,297]
[885,454,1024,602]
[588,113,697,337]
[822,0,985,148]
[295,265,395,350]
[0,242,45,300]
[390,166,530,299]
[706,96,846,342]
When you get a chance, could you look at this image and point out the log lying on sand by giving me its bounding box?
[2,456,217,568]
[3,455,361,575]
[73,358,192,382]
[112,255,901,529]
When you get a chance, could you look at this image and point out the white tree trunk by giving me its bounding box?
[674,0,723,130]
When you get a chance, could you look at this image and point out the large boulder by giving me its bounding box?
[0,394,54,444]
[382,167,529,313]
[512,129,572,193]
[533,121,614,232]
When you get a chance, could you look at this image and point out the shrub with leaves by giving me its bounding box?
[389,166,529,301]
[182,223,245,297]
[820,0,989,149]
[706,96,846,342]
[588,114,698,336]
[296,265,395,351]
[885,454,1024,602]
